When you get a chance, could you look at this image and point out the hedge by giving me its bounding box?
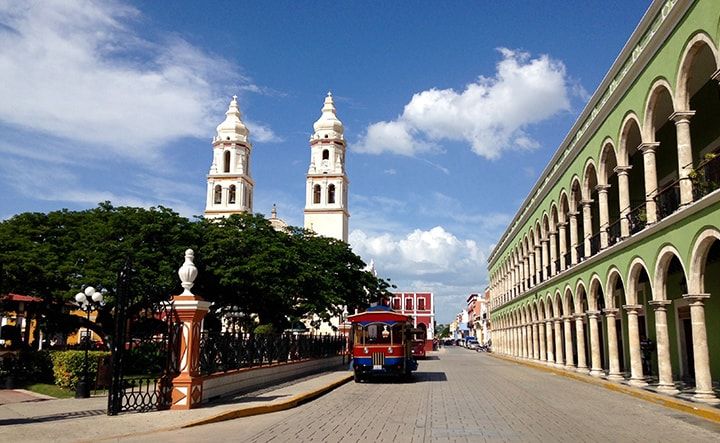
[50,350,111,389]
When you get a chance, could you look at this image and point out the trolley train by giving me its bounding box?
[348,305,418,382]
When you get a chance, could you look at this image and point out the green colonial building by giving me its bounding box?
[488,0,720,403]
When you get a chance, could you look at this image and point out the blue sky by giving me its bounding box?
[0,1,650,323]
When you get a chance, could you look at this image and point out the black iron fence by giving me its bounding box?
[655,180,681,221]
[198,332,344,376]
[607,218,622,246]
[627,202,648,235]
[589,232,601,256]
[691,154,720,200]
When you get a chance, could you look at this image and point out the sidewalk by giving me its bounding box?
[0,370,353,442]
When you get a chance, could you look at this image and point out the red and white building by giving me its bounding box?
[389,292,434,352]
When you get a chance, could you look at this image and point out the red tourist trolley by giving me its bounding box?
[348,305,418,382]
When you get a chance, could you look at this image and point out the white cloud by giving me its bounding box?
[353,48,570,159]
[0,1,276,162]
[350,226,484,282]
[247,120,284,143]
[350,226,489,323]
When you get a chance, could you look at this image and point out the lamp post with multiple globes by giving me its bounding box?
[74,286,105,399]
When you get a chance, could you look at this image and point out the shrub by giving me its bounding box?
[124,342,165,375]
[17,350,54,383]
[50,350,110,389]
[254,324,275,335]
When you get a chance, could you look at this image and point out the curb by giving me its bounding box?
[181,373,354,428]
[489,353,720,424]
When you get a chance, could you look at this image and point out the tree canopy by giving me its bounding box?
[0,203,392,345]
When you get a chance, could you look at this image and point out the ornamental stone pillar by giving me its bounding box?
[596,185,610,249]
[649,300,677,393]
[549,232,558,276]
[670,111,696,206]
[528,254,535,288]
[538,319,547,362]
[574,313,588,371]
[170,250,212,410]
[624,304,647,386]
[521,323,528,358]
[614,165,632,238]
[581,200,593,258]
[532,321,540,360]
[563,315,575,369]
[604,308,623,380]
[640,142,660,224]
[535,245,542,283]
[553,318,564,367]
[569,212,579,265]
[558,223,568,270]
[545,320,555,364]
[683,294,719,403]
[541,240,549,281]
[587,310,603,376]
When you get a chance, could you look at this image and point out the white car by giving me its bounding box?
[466,339,479,350]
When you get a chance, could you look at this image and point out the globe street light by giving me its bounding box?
[74,286,104,398]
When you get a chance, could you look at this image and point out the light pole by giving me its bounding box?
[74,286,104,398]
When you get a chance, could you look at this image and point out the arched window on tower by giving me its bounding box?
[328,184,335,204]
[313,184,321,204]
[224,151,231,173]
[214,185,222,204]
[322,149,329,160]
[228,185,236,204]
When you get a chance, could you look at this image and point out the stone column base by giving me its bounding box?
[628,378,648,387]
[575,366,588,373]
[589,369,604,377]
[692,391,720,405]
[655,384,679,395]
[606,373,624,381]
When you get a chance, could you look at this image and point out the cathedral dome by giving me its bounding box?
[215,95,249,143]
[312,92,344,139]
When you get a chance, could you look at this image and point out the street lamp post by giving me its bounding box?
[74,286,104,399]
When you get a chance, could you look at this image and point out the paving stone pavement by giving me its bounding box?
[130,346,720,442]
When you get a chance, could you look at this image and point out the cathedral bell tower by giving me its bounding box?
[303,92,349,242]
[204,96,255,219]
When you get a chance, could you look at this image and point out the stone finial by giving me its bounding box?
[178,249,198,296]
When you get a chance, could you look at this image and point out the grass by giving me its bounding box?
[22,383,75,399]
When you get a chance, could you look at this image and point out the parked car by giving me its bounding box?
[466,338,479,350]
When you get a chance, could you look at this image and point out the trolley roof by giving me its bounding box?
[347,305,412,326]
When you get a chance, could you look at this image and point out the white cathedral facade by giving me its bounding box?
[204,92,349,245]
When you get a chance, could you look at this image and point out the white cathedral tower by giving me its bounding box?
[204,96,255,218]
[304,92,349,242]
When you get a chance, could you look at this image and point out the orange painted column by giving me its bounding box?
[169,249,212,410]
[170,294,211,410]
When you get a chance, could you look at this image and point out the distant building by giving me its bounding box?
[390,292,434,351]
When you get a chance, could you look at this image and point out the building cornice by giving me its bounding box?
[488,0,688,268]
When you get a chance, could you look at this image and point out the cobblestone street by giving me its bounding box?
[131,347,720,442]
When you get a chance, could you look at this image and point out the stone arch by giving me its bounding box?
[553,291,564,318]
[605,267,625,309]
[587,274,604,311]
[618,112,644,166]
[598,139,618,186]
[582,159,599,201]
[574,280,588,314]
[653,245,688,302]
[550,203,559,231]
[561,287,573,317]
[627,257,652,306]
[569,176,583,211]
[537,298,547,321]
[676,32,719,110]
[544,294,554,319]
[558,190,570,223]
[643,78,676,142]
[689,227,720,294]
